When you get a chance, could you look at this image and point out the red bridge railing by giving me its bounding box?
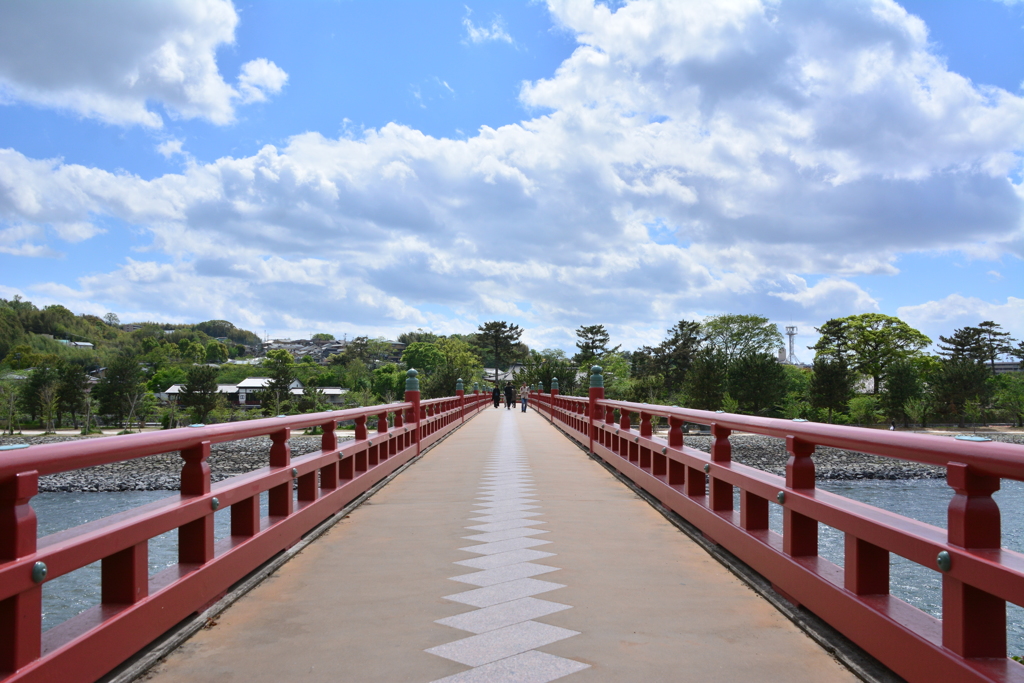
[0,376,488,683]
[531,368,1024,683]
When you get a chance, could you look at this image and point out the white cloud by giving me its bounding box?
[463,8,514,44]
[0,0,287,127]
[2,0,1023,344]
[898,295,1024,341]
[156,139,186,159]
[237,58,289,104]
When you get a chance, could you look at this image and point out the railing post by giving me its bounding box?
[709,423,732,512]
[550,377,560,424]
[319,418,339,491]
[0,470,40,673]
[943,462,1004,658]
[783,435,816,557]
[457,378,465,423]
[179,440,214,564]
[587,369,602,454]
[405,369,421,457]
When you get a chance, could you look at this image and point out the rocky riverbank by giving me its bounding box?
[677,432,1024,480]
[2,431,1023,491]
[0,434,354,492]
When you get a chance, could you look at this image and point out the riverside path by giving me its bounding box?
[141,407,856,683]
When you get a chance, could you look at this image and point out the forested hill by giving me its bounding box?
[0,297,260,370]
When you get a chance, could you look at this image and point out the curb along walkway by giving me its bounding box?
[141,408,857,683]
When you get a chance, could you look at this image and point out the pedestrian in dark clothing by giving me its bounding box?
[504,383,514,410]
[492,386,500,409]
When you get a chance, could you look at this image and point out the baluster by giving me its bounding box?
[639,412,652,469]
[0,470,41,672]
[354,416,368,473]
[179,440,214,563]
[319,420,339,491]
[377,412,389,460]
[269,428,293,517]
[783,436,816,557]
[709,424,732,512]
[943,462,1004,658]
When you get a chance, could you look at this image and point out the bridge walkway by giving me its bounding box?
[141,407,856,682]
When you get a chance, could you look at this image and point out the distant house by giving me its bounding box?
[289,387,349,406]
[236,377,303,405]
[162,384,240,404]
[994,361,1021,374]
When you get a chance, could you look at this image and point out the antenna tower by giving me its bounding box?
[785,326,799,365]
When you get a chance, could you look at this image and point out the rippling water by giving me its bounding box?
[31,479,1024,654]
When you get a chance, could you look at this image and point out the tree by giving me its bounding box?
[682,348,728,410]
[728,352,786,416]
[93,351,143,426]
[402,342,444,373]
[179,365,220,423]
[0,380,19,434]
[809,357,852,423]
[298,386,327,413]
[262,349,297,414]
[993,374,1024,427]
[312,333,335,342]
[422,337,484,399]
[879,359,920,427]
[148,366,187,393]
[848,395,880,426]
[204,341,229,364]
[812,314,931,394]
[978,321,1016,375]
[57,363,88,428]
[398,329,439,345]
[476,321,523,383]
[931,359,990,428]
[702,314,783,363]
[937,326,987,363]
[18,364,61,423]
[634,320,702,395]
[572,325,619,366]
[371,363,406,404]
[103,312,120,327]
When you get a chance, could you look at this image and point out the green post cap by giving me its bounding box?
[551,377,559,391]
[473,382,479,391]
[456,378,464,392]
[405,368,420,391]
[590,366,604,389]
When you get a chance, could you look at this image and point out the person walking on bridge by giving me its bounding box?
[492,385,500,409]
[504,382,515,410]
[520,385,528,413]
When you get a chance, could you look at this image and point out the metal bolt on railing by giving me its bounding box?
[937,551,952,572]
[32,562,47,583]
[211,497,220,511]
[291,468,299,478]
[777,491,786,504]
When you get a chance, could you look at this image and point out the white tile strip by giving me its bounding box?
[427,412,588,682]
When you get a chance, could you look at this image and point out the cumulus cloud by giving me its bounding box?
[2,0,1022,341]
[463,8,514,44]
[237,58,289,104]
[898,295,1024,342]
[0,0,287,127]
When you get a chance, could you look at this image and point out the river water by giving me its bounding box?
[31,479,1024,654]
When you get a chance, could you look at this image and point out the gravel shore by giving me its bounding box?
[2,430,1022,492]
[0,433,354,493]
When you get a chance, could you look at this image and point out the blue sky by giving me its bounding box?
[0,0,1021,354]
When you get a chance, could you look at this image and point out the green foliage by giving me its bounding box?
[371,363,406,403]
[204,341,229,363]
[880,359,921,426]
[809,357,852,423]
[572,324,619,366]
[702,314,783,362]
[993,374,1024,427]
[727,352,786,416]
[179,365,220,423]
[634,320,702,393]
[402,342,445,372]
[848,395,880,426]
[682,347,728,410]
[932,359,990,428]
[148,366,187,393]
[476,321,523,380]
[311,332,335,341]
[517,349,578,398]
[812,314,931,394]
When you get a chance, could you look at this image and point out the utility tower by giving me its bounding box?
[785,326,799,365]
